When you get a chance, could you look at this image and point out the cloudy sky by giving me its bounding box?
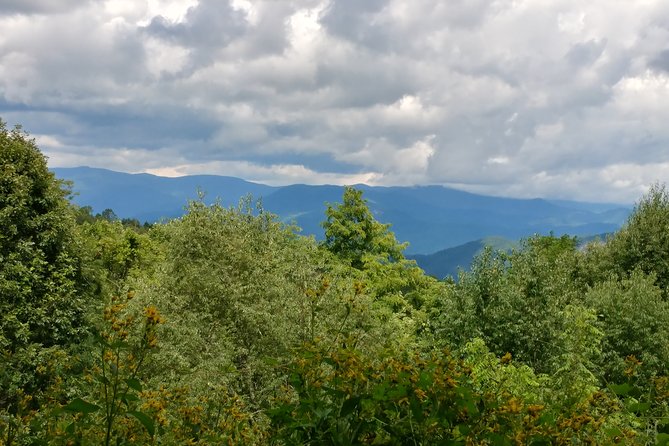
[1,0,668,203]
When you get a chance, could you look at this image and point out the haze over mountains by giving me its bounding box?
[53,167,630,265]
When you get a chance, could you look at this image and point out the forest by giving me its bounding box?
[2,119,669,445]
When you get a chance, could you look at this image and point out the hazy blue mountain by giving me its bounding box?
[409,236,518,279]
[409,233,614,280]
[53,167,630,255]
[54,167,276,222]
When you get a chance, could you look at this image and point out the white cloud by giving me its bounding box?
[145,160,378,186]
[1,0,669,203]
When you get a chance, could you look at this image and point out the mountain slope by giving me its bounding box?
[409,233,615,280]
[409,236,518,279]
[53,167,630,254]
[53,167,276,222]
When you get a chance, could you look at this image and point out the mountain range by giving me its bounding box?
[53,167,630,270]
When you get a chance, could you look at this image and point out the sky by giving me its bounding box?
[1,0,668,204]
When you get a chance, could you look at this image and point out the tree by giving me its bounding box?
[322,187,406,269]
[607,183,669,296]
[98,208,118,222]
[584,270,669,383]
[134,197,390,407]
[435,235,583,374]
[0,120,89,409]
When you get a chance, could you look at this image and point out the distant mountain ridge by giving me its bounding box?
[408,233,613,280]
[52,166,630,255]
[408,236,519,279]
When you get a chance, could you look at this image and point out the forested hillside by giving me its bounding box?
[4,120,669,444]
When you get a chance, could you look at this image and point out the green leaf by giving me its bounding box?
[656,433,669,446]
[372,383,389,401]
[340,396,361,417]
[267,404,294,419]
[63,398,101,414]
[264,356,280,366]
[609,383,632,396]
[121,393,140,406]
[288,372,303,388]
[626,401,651,413]
[455,424,471,436]
[313,406,332,421]
[110,340,130,349]
[94,373,110,385]
[485,432,512,445]
[410,397,424,422]
[128,410,155,437]
[418,371,433,388]
[126,377,142,392]
[322,385,346,398]
[387,385,407,400]
[604,427,622,439]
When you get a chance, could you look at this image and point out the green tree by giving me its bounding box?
[0,121,89,416]
[607,183,669,296]
[433,235,584,374]
[321,187,437,348]
[322,187,406,269]
[98,208,118,222]
[584,270,669,383]
[131,197,392,408]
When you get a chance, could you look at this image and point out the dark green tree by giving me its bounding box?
[98,208,118,222]
[322,186,406,269]
[0,120,89,409]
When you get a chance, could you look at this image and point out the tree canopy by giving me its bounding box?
[0,120,92,415]
[322,186,406,269]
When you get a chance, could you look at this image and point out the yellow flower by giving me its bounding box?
[414,388,428,402]
[144,306,165,324]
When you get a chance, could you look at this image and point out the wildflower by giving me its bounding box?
[144,306,164,325]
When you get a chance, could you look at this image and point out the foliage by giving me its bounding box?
[5,122,669,444]
[76,217,156,297]
[323,186,407,269]
[2,291,268,445]
[127,197,403,411]
[270,339,636,445]
[611,184,669,288]
[430,235,584,374]
[0,120,92,419]
[46,293,164,445]
[585,270,669,383]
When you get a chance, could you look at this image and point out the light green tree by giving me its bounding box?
[131,197,392,407]
[322,187,406,269]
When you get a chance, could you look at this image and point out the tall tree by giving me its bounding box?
[322,186,406,269]
[0,120,88,408]
[607,183,669,296]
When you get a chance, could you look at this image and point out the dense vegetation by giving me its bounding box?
[2,119,669,444]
